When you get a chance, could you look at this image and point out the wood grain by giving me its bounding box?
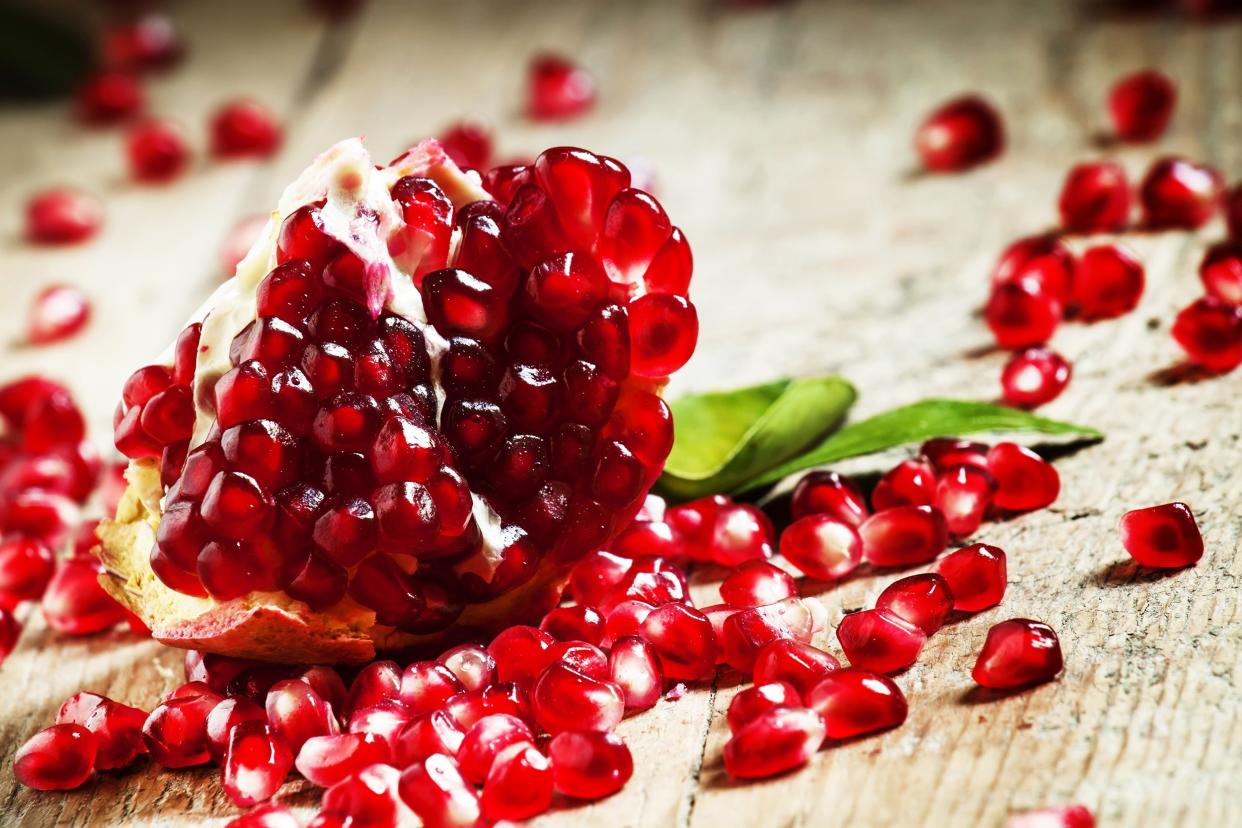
[1,0,1240,825]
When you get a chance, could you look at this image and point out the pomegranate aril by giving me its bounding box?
[389,176,453,282]
[205,696,267,761]
[481,742,554,822]
[915,94,1004,172]
[1071,243,1144,320]
[610,514,682,560]
[348,660,402,714]
[724,706,825,779]
[872,459,937,510]
[0,607,21,663]
[41,556,127,634]
[753,640,840,698]
[223,722,294,807]
[14,724,96,790]
[437,643,496,692]
[527,53,596,120]
[721,597,820,671]
[1109,69,1176,142]
[541,604,605,644]
[76,69,143,124]
[934,464,994,537]
[936,543,1007,612]
[102,14,183,71]
[859,505,949,567]
[1058,161,1132,233]
[972,618,1064,689]
[1171,297,1242,372]
[986,442,1060,512]
[836,608,927,674]
[1118,502,1203,568]
[439,121,492,170]
[56,692,148,770]
[876,572,955,635]
[1139,156,1224,230]
[605,555,689,608]
[348,701,412,754]
[399,754,482,828]
[456,713,533,785]
[1228,182,1242,240]
[548,730,632,800]
[568,549,633,606]
[1001,348,1072,410]
[25,188,103,245]
[266,679,338,755]
[780,513,863,581]
[720,559,798,607]
[126,118,191,183]
[395,710,465,767]
[322,763,411,826]
[985,277,1063,349]
[727,680,801,732]
[991,235,1076,304]
[489,625,555,688]
[790,470,869,525]
[0,536,55,608]
[547,640,610,681]
[211,99,282,159]
[704,502,774,566]
[806,669,908,740]
[531,663,625,734]
[143,692,218,768]
[296,732,391,788]
[607,634,663,711]
[627,293,699,378]
[603,599,655,645]
[1199,242,1242,305]
[639,602,717,681]
[26,285,90,345]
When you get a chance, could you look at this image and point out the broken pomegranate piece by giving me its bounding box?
[1118,502,1203,568]
[972,618,1064,689]
[96,138,697,664]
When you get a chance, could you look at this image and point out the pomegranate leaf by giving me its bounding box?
[738,398,1101,494]
[657,376,856,501]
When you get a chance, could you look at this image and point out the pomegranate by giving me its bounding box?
[723,706,825,779]
[13,724,96,790]
[96,139,696,663]
[806,669,907,739]
[1118,502,1203,568]
[972,618,1064,689]
[875,573,954,635]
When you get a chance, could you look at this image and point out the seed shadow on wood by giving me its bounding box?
[961,342,1000,360]
[1095,558,1189,588]
[1146,361,1218,387]
[956,683,1047,705]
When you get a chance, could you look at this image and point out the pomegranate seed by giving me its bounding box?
[102,14,183,72]
[872,459,937,511]
[858,505,948,567]
[348,701,411,754]
[1001,347,1072,410]
[532,663,624,734]
[266,679,338,755]
[13,724,96,790]
[1171,297,1242,372]
[991,235,1076,305]
[779,514,863,581]
[628,293,699,377]
[876,573,955,635]
[806,669,908,739]
[143,691,219,768]
[1071,243,1144,320]
[1118,502,1203,568]
[934,464,994,537]
[986,443,1060,512]
[985,277,1063,349]
[547,640,610,680]
[604,599,655,645]
[915,95,1003,172]
[936,543,1007,612]
[481,742,554,822]
[441,684,529,732]
[790,470,869,526]
[223,722,293,807]
[76,69,143,124]
[720,559,798,607]
[223,803,301,828]
[610,515,683,559]
[457,713,533,784]
[56,692,147,770]
[707,503,775,566]
[1109,69,1176,142]
[541,604,606,644]
[605,555,689,608]
[1007,804,1096,828]
[398,754,481,828]
[608,635,663,710]
[395,710,465,767]
[185,650,253,693]
[1139,157,1224,229]
[0,535,55,608]
[721,597,820,671]
[438,643,496,692]
[1200,242,1242,304]
[323,763,412,826]
[1058,161,1132,233]
[836,609,927,674]
[489,625,555,689]
[26,285,90,345]
[639,602,718,680]
[348,660,402,714]
[211,99,282,158]
[300,666,349,715]
[25,188,103,245]
[723,706,825,779]
[527,54,596,120]
[205,696,266,761]
[567,550,633,606]
[126,118,191,183]
[547,730,633,800]
[753,640,840,697]
[727,681,801,731]
[439,121,492,170]
[41,556,126,634]
[972,618,1064,689]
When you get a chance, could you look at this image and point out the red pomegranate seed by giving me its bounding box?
[26,285,90,345]
[481,741,554,822]
[348,701,412,754]
[936,543,1007,612]
[1109,69,1176,142]
[0,535,55,608]
[605,555,688,608]
[567,550,633,606]
[547,730,633,800]
[126,118,191,183]
[779,514,863,581]
[323,763,412,826]
[223,722,294,807]
[527,54,596,120]
[547,640,610,681]
[723,706,825,779]
[394,710,465,767]
[205,696,266,761]
[300,666,348,715]
[57,693,148,770]
[76,69,144,124]
[531,663,625,734]
[441,684,530,732]
[721,597,820,671]
[1001,347,1072,410]
[102,14,183,72]
[972,618,1064,689]
[211,99,282,159]
[348,660,402,714]
[790,469,869,526]
[438,121,493,170]
[13,724,96,790]
[296,732,391,788]
[604,599,655,645]
[608,635,663,711]
[143,691,219,768]
[1171,297,1242,372]
[266,679,338,755]
[628,293,699,377]
[1071,243,1144,320]
[876,572,955,635]
[639,602,717,681]
[223,803,301,828]
[914,94,1004,172]
[707,503,775,566]
[753,640,840,697]
[1118,502,1203,568]
[1199,242,1242,304]
[41,556,126,634]
[25,188,103,245]
[872,459,937,511]
[1007,804,1096,828]
[185,650,254,693]
[1139,157,1224,229]
[1058,161,1132,233]
[540,604,605,644]
[806,669,908,740]
[726,681,801,731]
[610,515,683,560]
[985,277,1064,350]
[456,713,533,785]
[836,609,927,674]
[934,464,994,537]
[720,560,798,607]
[489,625,555,689]
[398,754,481,827]
[438,643,496,692]
[858,505,948,567]
[986,443,1060,512]
[991,235,1076,305]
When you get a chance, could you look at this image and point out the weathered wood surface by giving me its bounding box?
[1,0,1240,825]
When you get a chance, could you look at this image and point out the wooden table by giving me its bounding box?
[1,1,1240,825]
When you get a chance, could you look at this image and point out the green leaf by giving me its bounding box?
[656,376,856,501]
[738,398,1102,494]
